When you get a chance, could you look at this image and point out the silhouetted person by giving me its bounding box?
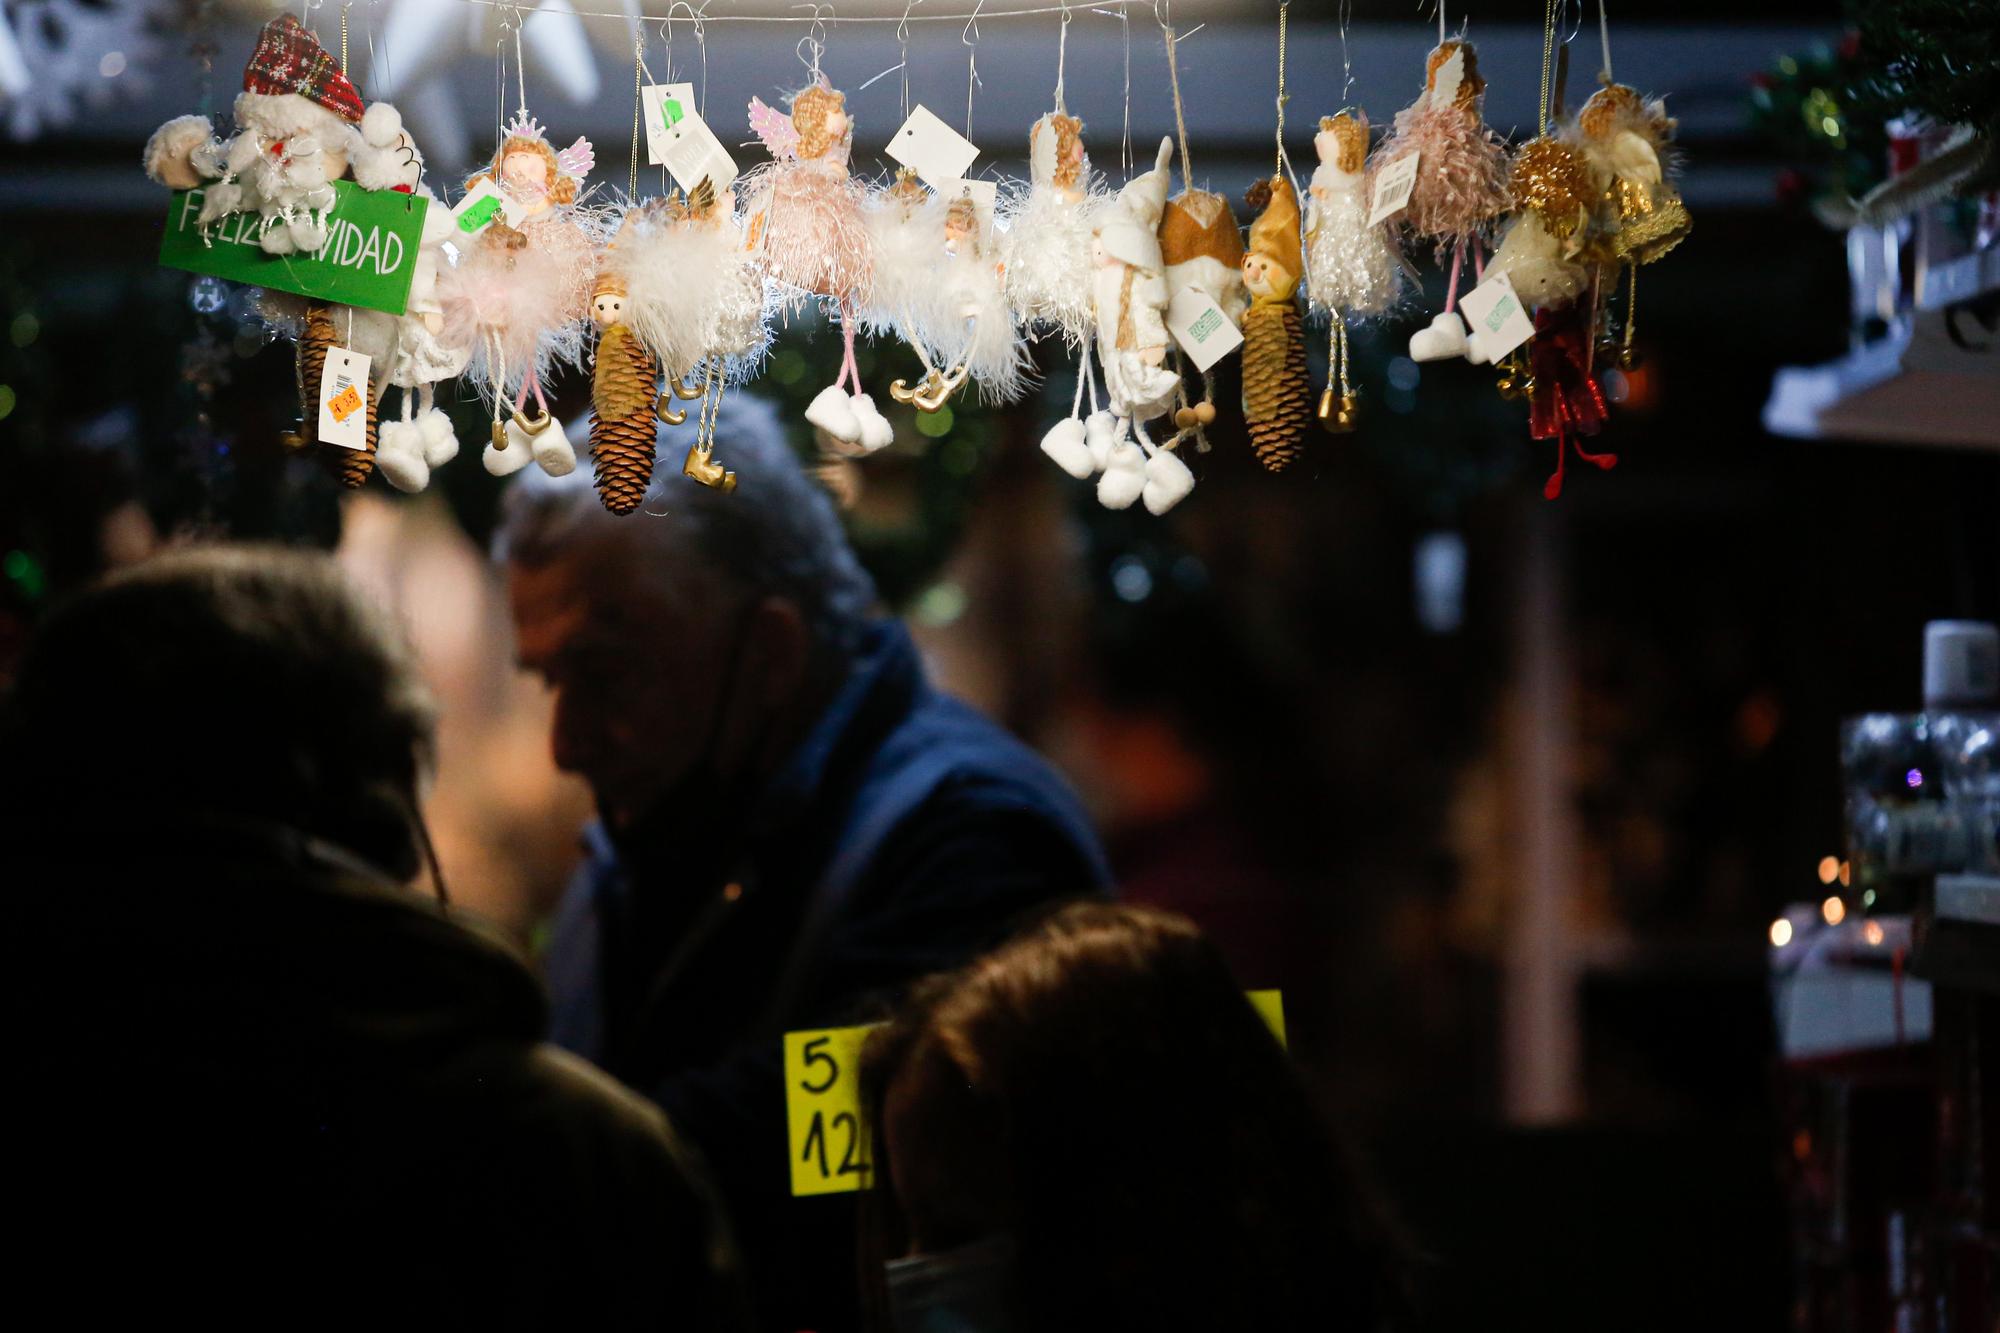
[500,397,1109,1333]
[861,903,1413,1333]
[5,547,745,1330]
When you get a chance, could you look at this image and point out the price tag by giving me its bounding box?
[316,347,371,451]
[784,1025,877,1197]
[1166,288,1244,372]
[886,105,980,188]
[779,991,1284,1198]
[643,83,738,193]
[1459,270,1536,364]
[1368,152,1420,227]
[451,178,521,238]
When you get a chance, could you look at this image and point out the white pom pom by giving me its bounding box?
[375,421,431,493]
[1096,442,1147,510]
[360,102,404,150]
[417,409,459,468]
[1141,448,1195,515]
[1040,417,1095,480]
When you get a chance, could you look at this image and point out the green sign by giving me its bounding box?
[158,180,429,316]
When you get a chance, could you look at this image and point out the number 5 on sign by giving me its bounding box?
[783,1025,876,1197]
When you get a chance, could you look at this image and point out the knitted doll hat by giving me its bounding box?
[242,15,364,123]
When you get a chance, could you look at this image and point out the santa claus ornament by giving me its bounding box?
[145,15,366,256]
[1373,38,1510,363]
[1240,174,1312,471]
[441,111,599,480]
[1305,112,1405,433]
[739,78,880,452]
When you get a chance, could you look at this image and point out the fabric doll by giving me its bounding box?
[1571,81,1691,269]
[861,168,949,444]
[1240,175,1312,472]
[930,189,1031,408]
[1373,39,1510,362]
[1305,112,1405,430]
[586,269,661,513]
[1159,178,1247,433]
[1090,139,1196,515]
[611,180,769,488]
[739,78,878,450]
[145,16,366,255]
[347,103,467,494]
[441,111,599,479]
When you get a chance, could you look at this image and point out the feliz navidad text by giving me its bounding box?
[158,180,428,317]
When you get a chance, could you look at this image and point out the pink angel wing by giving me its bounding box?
[556,136,595,180]
[748,96,799,161]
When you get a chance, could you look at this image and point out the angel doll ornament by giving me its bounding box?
[923,190,1030,410]
[441,113,599,479]
[1306,112,1405,432]
[739,79,879,449]
[1373,39,1510,362]
[861,169,949,443]
[613,181,769,489]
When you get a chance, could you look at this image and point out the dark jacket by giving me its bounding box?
[545,620,1110,1333]
[15,815,746,1331]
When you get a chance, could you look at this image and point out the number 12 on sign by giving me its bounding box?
[783,1026,876,1196]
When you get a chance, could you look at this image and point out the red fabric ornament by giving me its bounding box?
[1528,303,1615,499]
[242,15,364,123]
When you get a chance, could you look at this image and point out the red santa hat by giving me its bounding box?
[241,15,364,124]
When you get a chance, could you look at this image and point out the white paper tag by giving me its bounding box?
[643,83,738,193]
[1459,270,1537,364]
[885,105,980,188]
[317,347,370,451]
[451,178,522,238]
[1166,288,1244,372]
[1367,153,1420,227]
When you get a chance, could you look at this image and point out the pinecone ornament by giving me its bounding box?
[296,304,382,486]
[1243,302,1311,470]
[589,292,660,516]
[1240,175,1311,472]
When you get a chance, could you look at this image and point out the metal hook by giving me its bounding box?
[792,2,831,81]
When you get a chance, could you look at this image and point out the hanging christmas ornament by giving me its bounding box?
[864,168,953,432]
[611,180,767,491]
[586,270,659,515]
[1090,137,1188,512]
[350,103,467,495]
[1003,111,1108,348]
[740,77,878,451]
[1374,37,1510,363]
[441,110,600,479]
[1240,174,1312,471]
[931,187,1031,407]
[1306,111,1405,433]
[145,15,366,254]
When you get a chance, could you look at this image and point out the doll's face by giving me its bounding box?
[502,148,551,205]
[592,292,625,326]
[1242,252,1287,297]
[823,106,850,144]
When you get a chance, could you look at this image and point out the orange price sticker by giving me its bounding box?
[327,383,363,422]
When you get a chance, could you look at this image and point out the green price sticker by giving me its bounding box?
[1485,296,1517,333]
[659,97,686,130]
[1189,309,1223,342]
[457,195,502,233]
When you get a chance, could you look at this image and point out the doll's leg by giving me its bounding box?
[1444,240,1466,314]
[1543,433,1567,501]
[1473,240,1486,284]
[1572,437,1618,469]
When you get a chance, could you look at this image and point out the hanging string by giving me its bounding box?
[339,3,350,74]
[962,0,984,141]
[629,37,644,198]
[1052,3,1069,113]
[1119,5,1131,176]
[1436,0,1445,45]
[513,7,529,116]
[1162,20,1190,189]
[1336,0,1353,108]
[365,0,387,103]
[1538,0,1559,134]
[795,2,828,81]
[1272,2,1289,176]
[1597,0,1613,81]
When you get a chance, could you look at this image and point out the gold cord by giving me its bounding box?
[340,3,350,74]
[1273,2,1289,174]
[630,40,643,199]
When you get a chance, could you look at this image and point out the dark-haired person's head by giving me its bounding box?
[497,396,875,834]
[1,546,434,881]
[862,902,1412,1333]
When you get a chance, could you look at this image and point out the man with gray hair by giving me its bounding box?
[500,396,1108,1333]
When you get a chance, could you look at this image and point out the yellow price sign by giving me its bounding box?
[781,992,1285,1199]
[327,383,363,422]
[783,1024,877,1197]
